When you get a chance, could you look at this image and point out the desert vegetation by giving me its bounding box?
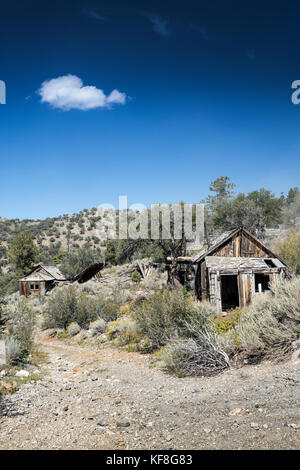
[0,177,299,382]
[28,269,299,378]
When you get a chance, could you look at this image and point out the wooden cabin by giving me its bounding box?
[19,265,66,297]
[193,227,289,313]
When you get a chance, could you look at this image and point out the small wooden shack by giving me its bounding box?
[193,227,289,312]
[19,265,66,297]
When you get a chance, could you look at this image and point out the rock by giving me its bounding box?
[117,419,130,428]
[91,377,98,381]
[291,339,300,351]
[0,369,6,376]
[47,329,57,338]
[250,423,260,429]
[254,402,264,408]
[191,388,200,393]
[62,405,69,412]
[97,419,108,427]
[203,428,211,434]
[15,370,29,377]
[291,349,300,363]
[229,408,242,415]
[288,423,300,429]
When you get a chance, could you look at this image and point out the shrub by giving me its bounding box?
[119,305,131,316]
[131,270,142,283]
[101,299,120,322]
[44,287,103,329]
[132,289,214,349]
[5,336,27,364]
[274,230,300,274]
[67,322,81,337]
[161,331,229,377]
[6,299,36,351]
[213,308,242,334]
[107,318,138,343]
[75,294,101,328]
[221,277,300,359]
[44,286,78,329]
[89,319,107,336]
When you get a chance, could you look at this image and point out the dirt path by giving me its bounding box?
[0,336,299,449]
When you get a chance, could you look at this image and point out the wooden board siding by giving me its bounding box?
[208,232,272,259]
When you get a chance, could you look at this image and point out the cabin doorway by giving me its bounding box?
[220,275,239,311]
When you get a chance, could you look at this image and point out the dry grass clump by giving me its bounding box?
[220,277,300,359]
[161,320,229,377]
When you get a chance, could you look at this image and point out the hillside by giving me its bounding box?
[0,208,106,271]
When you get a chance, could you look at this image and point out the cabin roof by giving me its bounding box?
[19,264,66,282]
[193,226,288,266]
[19,273,54,282]
[205,256,286,271]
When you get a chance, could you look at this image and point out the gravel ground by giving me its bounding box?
[0,335,299,450]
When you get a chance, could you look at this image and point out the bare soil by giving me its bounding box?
[0,335,299,450]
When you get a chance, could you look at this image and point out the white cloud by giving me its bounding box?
[38,74,127,111]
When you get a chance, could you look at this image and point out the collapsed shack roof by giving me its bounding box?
[72,263,104,284]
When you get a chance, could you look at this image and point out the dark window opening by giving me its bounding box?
[255,273,270,292]
[30,283,40,290]
[221,275,239,311]
[178,270,186,286]
[265,259,276,268]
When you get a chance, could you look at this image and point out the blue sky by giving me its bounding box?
[0,0,300,219]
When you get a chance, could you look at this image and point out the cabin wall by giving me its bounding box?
[211,232,272,259]
[19,280,48,297]
[197,265,283,312]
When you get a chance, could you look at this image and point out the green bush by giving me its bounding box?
[44,286,113,329]
[132,289,214,350]
[44,286,78,329]
[100,298,120,322]
[131,270,142,283]
[75,294,102,328]
[6,298,36,352]
[107,318,139,344]
[213,308,242,334]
